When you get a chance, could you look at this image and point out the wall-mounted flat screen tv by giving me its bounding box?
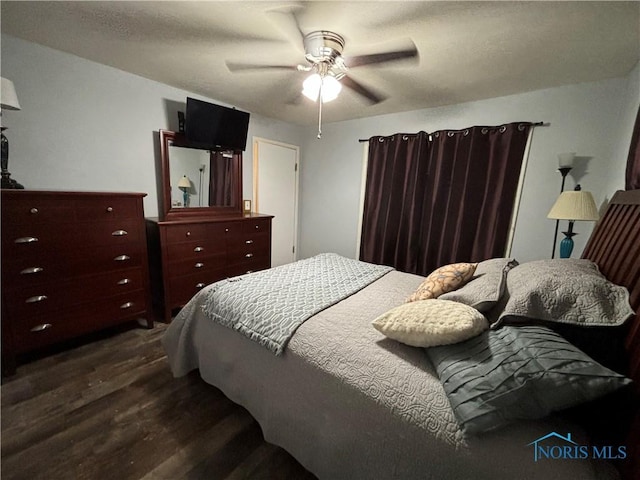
[185,97,250,152]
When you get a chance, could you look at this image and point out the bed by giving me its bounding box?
[163,189,640,480]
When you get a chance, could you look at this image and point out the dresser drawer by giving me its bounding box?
[4,267,145,318]
[227,250,270,268]
[2,222,80,250]
[166,239,226,262]
[166,254,226,278]
[1,195,75,226]
[167,270,226,308]
[11,290,148,354]
[78,219,143,246]
[228,232,270,255]
[163,221,236,244]
[164,223,209,243]
[75,196,141,221]
[3,219,142,256]
[242,218,271,234]
[3,243,145,287]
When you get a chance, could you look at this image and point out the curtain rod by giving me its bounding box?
[357,121,549,142]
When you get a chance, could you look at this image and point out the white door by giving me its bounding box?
[253,138,299,267]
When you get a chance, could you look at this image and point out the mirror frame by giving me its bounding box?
[159,129,243,220]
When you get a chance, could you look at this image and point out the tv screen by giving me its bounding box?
[185,97,250,151]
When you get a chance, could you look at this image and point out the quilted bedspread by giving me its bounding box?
[164,264,618,480]
[202,253,393,354]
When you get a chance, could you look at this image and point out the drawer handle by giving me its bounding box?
[194,246,204,252]
[114,255,131,261]
[245,253,254,258]
[255,225,260,229]
[26,295,48,303]
[195,262,204,268]
[30,207,39,214]
[117,278,131,285]
[225,228,229,233]
[30,323,52,333]
[15,236,38,244]
[186,231,191,237]
[120,302,134,309]
[20,267,44,275]
[106,206,114,212]
[112,230,128,236]
[245,240,254,244]
[196,283,206,289]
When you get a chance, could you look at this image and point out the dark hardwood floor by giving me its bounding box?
[1,322,317,480]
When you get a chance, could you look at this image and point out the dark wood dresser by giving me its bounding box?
[1,190,153,375]
[146,214,273,323]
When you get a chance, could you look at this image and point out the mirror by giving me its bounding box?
[159,129,242,220]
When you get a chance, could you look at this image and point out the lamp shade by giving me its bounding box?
[1,77,21,110]
[558,152,575,168]
[177,175,191,189]
[547,190,599,221]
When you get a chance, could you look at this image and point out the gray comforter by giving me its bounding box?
[163,268,619,480]
[202,253,393,354]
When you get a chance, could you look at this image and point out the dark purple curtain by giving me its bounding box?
[417,123,532,274]
[359,132,430,272]
[626,104,640,191]
[360,123,533,276]
[209,151,234,206]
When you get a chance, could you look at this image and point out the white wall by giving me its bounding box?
[1,34,305,218]
[298,73,635,263]
[3,34,637,266]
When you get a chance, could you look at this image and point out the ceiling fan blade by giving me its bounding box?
[265,6,305,53]
[225,61,300,73]
[343,43,418,68]
[341,75,386,104]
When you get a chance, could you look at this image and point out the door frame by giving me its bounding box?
[253,136,300,263]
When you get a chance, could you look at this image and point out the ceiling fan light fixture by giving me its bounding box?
[302,73,342,103]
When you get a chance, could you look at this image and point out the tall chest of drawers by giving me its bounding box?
[146,214,273,323]
[1,190,153,375]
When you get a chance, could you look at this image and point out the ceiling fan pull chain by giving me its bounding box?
[317,79,323,139]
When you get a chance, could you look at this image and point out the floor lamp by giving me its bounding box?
[550,152,575,258]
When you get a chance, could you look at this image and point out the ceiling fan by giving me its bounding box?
[225,10,418,137]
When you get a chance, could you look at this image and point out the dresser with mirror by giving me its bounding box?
[146,129,273,323]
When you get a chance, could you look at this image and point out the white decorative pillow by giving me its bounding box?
[372,299,489,347]
[406,262,478,302]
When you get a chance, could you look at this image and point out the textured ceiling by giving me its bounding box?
[2,1,639,126]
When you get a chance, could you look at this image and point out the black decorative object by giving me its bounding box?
[1,77,23,189]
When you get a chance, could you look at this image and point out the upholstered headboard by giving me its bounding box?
[581,188,640,480]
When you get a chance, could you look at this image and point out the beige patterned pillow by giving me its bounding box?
[406,262,478,302]
[372,299,489,347]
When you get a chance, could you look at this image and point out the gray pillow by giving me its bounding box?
[440,258,518,312]
[492,259,634,328]
[426,325,632,435]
